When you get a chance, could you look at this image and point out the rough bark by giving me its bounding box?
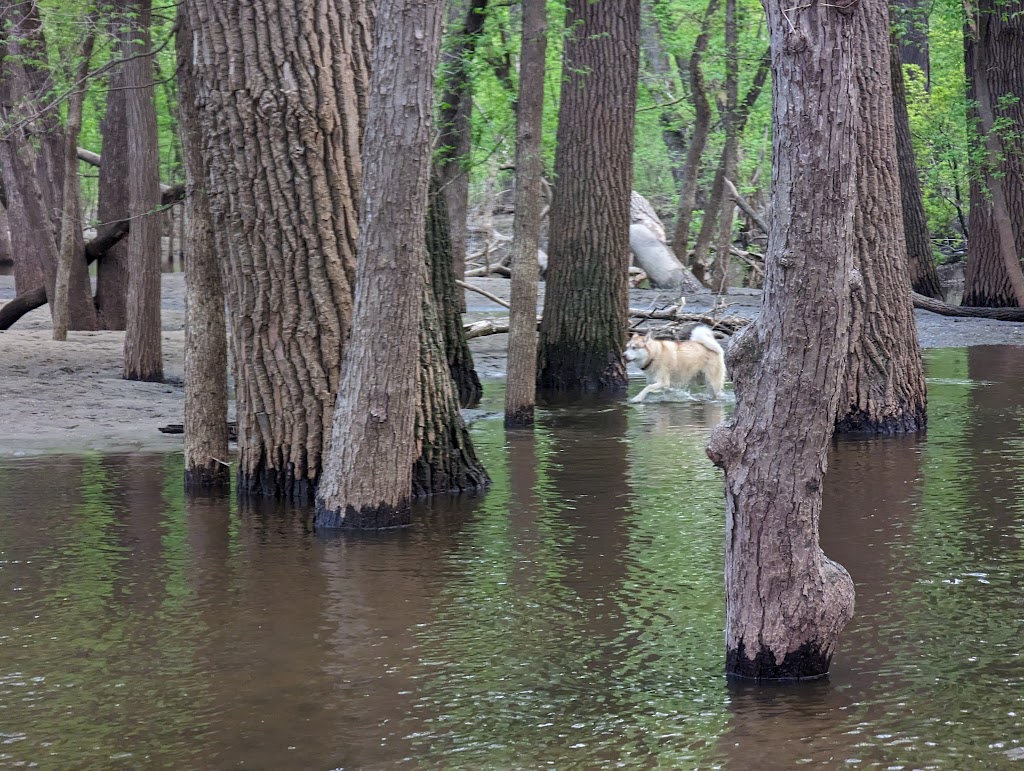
[836,0,927,434]
[316,0,444,529]
[961,0,1024,307]
[437,0,489,289]
[52,31,97,341]
[890,31,943,299]
[178,6,229,491]
[505,0,547,428]
[670,0,719,261]
[537,0,640,394]
[122,0,163,381]
[705,0,858,679]
[186,0,370,498]
[710,0,739,294]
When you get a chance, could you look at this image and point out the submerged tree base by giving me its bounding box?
[835,404,926,434]
[184,467,231,492]
[314,502,412,530]
[726,639,834,681]
[238,466,317,504]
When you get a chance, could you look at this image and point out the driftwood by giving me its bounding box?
[160,422,238,441]
[911,292,1024,321]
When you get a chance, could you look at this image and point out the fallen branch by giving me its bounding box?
[464,306,752,339]
[457,279,510,309]
[724,177,769,235]
[911,292,1024,321]
[78,146,182,197]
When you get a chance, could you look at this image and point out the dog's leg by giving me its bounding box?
[630,382,668,404]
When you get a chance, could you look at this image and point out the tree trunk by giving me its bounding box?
[0,202,10,269]
[505,0,547,428]
[961,0,1024,308]
[122,0,163,381]
[177,5,229,491]
[53,31,97,341]
[710,0,738,294]
[891,0,929,87]
[186,0,370,499]
[437,0,489,292]
[427,172,483,408]
[890,31,943,299]
[316,0,444,529]
[705,0,858,679]
[836,0,927,434]
[639,1,688,185]
[670,0,719,261]
[537,0,640,394]
[96,26,130,331]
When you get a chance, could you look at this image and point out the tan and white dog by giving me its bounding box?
[623,325,726,403]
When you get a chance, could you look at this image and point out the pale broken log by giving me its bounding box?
[629,191,705,292]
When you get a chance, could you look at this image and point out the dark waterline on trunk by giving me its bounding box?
[2,347,1024,767]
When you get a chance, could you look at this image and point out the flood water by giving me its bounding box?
[2,346,1024,768]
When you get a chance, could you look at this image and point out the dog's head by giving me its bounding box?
[623,332,653,367]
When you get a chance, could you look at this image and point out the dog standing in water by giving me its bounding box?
[623,325,726,402]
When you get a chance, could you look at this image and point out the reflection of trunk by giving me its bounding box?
[538,0,639,394]
[961,0,1024,308]
[178,6,229,490]
[505,0,547,427]
[316,0,443,529]
[122,0,163,381]
[706,0,858,679]
[836,0,927,434]
[890,32,942,299]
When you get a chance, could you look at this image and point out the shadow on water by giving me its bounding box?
[3,354,1024,767]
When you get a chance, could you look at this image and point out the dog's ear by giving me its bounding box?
[644,330,655,342]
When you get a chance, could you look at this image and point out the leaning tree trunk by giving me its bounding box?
[316,0,444,529]
[504,0,547,428]
[706,0,858,680]
[177,6,229,491]
[710,0,738,294]
[890,31,943,299]
[122,0,163,381]
[537,0,640,394]
[836,0,927,434]
[891,0,930,87]
[961,0,1024,308]
[186,0,370,499]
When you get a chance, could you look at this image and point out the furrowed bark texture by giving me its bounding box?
[537,0,640,394]
[178,7,230,491]
[316,0,444,529]
[890,32,942,299]
[504,0,547,427]
[187,0,371,498]
[961,0,1024,307]
[706,0,857,680]
[836,0,927,434]
[122,0,163,381]
[427,173,482,408]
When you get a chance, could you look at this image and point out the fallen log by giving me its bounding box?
[911,292,1024,321]
[159,422,238,441]
[464,306,752,339]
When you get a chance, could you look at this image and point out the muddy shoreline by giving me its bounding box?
[2,273,1022,456]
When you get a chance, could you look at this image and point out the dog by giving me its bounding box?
[623,325,726,403]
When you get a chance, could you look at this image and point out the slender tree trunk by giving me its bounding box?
[537,0,640,394]
[186,0,370,498]
[122,0,163,381]
[706,0,858,679]
[891,0,929,87]
[836,0,927,434]
[890,32,943,299]
[0,202,10,269]
[639,1,687,184]
[437,0,489,291]
[427,172,482,408]
[316,0,445,529]
[177,5,229,491]
[95,15,131,329]
[710,0,738,294]
[505,0,547,428]
[961,0,1024,307]
[671,0,719,262]
[53,31,97,341]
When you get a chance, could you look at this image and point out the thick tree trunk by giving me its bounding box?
[505,0,547,428]
[961,0,1024,308]
[890,32,943,299]
[710,0,738,294]
[437,0,489,290]
[186,0,370,499]
[177,6,229,491]
[53,32,97,341]
[537,0,640,394]
[706,0,858,679]
[122,0,163,381]
[836,0,927,434]
[670,0,719,261]
[316,0,444,529]
[95,15,131,330]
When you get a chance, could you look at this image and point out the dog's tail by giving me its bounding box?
[690,325,726,397]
